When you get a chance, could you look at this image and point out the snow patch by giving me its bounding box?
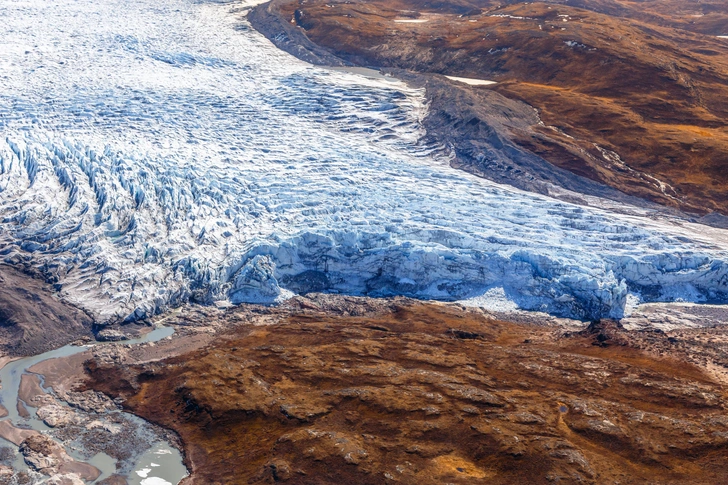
[458,287,519,312]
[564,40,595,51]
[141,479,172,485]
[445,76,497,86]
[136,468,152,478]
[489,14,532,20]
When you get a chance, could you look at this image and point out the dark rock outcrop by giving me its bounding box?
[0,265,93,356]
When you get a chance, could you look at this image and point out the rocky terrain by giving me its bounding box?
[250,0,728,216]
[4,1,728,482]
[0,322,194,485]
[83,295,728,484]
[0,265,93,356]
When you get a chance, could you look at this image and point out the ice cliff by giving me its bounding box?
[2,0,728,323]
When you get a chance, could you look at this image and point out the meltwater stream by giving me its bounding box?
[0,326,187,484]
[2,0,728,324]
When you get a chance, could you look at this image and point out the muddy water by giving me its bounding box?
[128,443,189,485]
[0,326,188,484]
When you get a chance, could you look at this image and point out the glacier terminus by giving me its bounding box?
[2,0,728,323]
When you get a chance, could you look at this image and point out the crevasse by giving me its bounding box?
[1,0,728,323]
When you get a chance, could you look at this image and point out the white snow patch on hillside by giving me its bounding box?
[445,76,497,86]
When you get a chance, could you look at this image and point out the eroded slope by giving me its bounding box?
[0,265,93,356]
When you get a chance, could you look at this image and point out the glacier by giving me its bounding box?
[2,0,728,323]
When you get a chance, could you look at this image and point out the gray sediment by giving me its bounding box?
[0,326,188,484]
[246,0,684,215]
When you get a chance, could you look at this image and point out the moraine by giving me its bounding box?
[2,0,728,324]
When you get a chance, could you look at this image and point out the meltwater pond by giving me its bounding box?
[2,0,728,322]
[0,326,187,484]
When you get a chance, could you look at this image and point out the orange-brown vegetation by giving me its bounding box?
[274,0,728,213]
[86,301,728,484]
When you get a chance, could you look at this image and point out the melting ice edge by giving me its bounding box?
[2,0,728,323]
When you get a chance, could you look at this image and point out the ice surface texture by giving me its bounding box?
[2,0,728,322]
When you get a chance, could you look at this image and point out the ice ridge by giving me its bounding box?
[2,0,728,323]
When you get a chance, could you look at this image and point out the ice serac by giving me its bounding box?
[2,0,728,323]
[229,255,288,305]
